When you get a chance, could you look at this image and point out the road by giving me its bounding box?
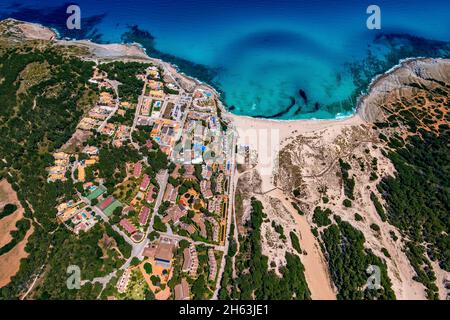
[212,126,237,299]
[130,80,147,144]
[97,79,121,133]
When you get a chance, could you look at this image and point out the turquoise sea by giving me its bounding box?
[1,0,449,119]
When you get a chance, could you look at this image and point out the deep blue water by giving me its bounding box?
[1,1,449,119]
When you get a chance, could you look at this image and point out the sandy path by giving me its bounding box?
[268,189,336,300]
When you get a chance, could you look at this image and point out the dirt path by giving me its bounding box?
[268,189,336,300]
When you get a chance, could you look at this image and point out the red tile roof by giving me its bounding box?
[140,174,150,191]
[133,162,142,178]
[120,218,137,234]
[139,206,150,225]
[146,188,155,202]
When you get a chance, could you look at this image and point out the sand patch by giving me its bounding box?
[0,179,25,247]
[0,224,34,288]
[266,189,336,300]
[138,258,172,300]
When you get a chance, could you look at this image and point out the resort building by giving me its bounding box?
[139,206,150,225]
[208,196,222,215]
[133,162,142,178]
[83,146,99,156]
[174,278,190,300]
[192,213,207,238]
[183,165,196,180]
[117,269,131,293]
[208,249,217,281]
[101,123,116,136]
[140,174,151,191]
[200,180,213,199]
[182,244,198,276]
[154,240,175,267]
[142,243,157,259]
[163,184,178,203]
[120,218,137,235]
[146,187,155,203]
[162,204,187,224]
[201,165,213,180]
[206,217,220,242]
[179,222,196,235]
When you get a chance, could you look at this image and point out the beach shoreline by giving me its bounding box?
[7,17,436,126]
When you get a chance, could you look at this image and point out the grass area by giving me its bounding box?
[113,179,139,203]
[103,200,123,217]
[123,269,147,300]
[86,186,107,201]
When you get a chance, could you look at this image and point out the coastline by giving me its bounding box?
[355,56,430,118]
[8,17,441,125]
[9,18,446,155]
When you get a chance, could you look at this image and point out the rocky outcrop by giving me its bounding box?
[358,58,450,122]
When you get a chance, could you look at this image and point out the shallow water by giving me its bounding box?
[1,0,449,119]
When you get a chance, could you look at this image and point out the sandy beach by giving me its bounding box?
[228,112,364,192]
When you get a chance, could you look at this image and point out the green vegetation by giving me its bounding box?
[146,146,169,173]
[153,215,167,232]
[0,43,101,299]
[105,224,132,258]
[312,207,332,227]
[0,203,17,219]
[370,192,387,222]
[220,198,310,300]
[378,133,448,298]
[0,218,30,255]
[381,248,391,258]
[339,158,355,200]
[271,221,286,240]
[291,202,304,215]
[354,213,363,221]
[321,220,395,300]
[143,262,152,274]
[389,231,398,242]
[130,257,141,266]
[289,231,302,254]
[93,144,141,190]
[373,84,449,299]
[191,274,208,299]
[34,223,125,299]
[343,198,352,208]
[98,61,149,103]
